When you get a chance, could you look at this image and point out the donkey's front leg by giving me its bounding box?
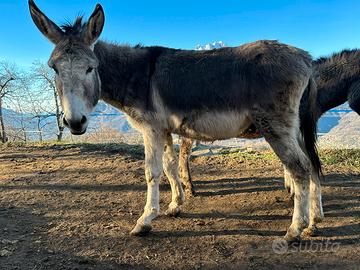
[163,134,185,216]
[130,131,165,236]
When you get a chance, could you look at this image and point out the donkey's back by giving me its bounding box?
[153,40,312,112]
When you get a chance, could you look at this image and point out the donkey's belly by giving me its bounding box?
[174,111,252,141]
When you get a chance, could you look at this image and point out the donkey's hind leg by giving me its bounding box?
[295,134,324,237]
[179,137,195,196]
[163,134,185,216]
[254,115,310,242]
[284,132,324,237]
[303,171,324,237]
[269,136,310,242]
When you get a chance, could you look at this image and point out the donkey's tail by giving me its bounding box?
[300,76,322,177]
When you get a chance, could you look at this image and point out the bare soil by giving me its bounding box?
[0,143,359,270]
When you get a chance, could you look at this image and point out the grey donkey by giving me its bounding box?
[29,0,322,242]
[178,47,360,234]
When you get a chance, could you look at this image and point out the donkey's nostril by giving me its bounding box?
[80,115,87,124]
[63,116,86,133]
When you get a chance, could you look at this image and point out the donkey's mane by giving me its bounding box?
[313,48,360,87]
[313,47,360,115]
[314,48,360,65]
[61,17,86,35]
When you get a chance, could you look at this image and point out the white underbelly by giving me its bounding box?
[173,111,252,141]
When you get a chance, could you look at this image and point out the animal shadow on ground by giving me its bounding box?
[192,176,284,196]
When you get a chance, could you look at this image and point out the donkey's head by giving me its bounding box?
[29,0,104,135]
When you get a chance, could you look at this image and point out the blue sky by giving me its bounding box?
[1,0,360,68]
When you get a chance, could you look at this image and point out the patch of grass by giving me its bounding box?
[219,148,278,162]
[218,148,360,168]
[320,149,360,168]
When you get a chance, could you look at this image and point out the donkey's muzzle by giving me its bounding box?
[63,115,88,135]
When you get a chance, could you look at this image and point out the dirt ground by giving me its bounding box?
[0,143,359,270]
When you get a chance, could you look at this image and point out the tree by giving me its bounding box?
[0,61,19,143]
[30,61,64,141]
[6,98,31,142]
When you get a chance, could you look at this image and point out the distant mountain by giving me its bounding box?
[195,41,227,51]
[2,101,135,141]
[3,108,29,119]
[335,103,351,110]
[319,111,360,148]
[2,107,59,140]
[91,102,133,133]
[94,102,119,114]
[317,103,352,134]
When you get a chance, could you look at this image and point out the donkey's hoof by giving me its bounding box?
[130,224,152,236]
[165,205,181,217]
[302,226,319,237]
[314,213,324,223]
[284,233,301,244]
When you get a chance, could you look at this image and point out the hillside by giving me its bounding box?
[319,111,360,148]
[2,102,136,141]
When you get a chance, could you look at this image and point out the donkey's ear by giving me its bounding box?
[28,0,64,44]
[83,4,105,45]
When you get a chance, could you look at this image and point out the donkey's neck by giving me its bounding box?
[314,49,360,117]
[93,41,161,113]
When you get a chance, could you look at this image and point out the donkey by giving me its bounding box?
[178,48,360,231]
[29,0,322,242]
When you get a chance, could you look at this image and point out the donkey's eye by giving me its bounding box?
[86,67,94,74]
